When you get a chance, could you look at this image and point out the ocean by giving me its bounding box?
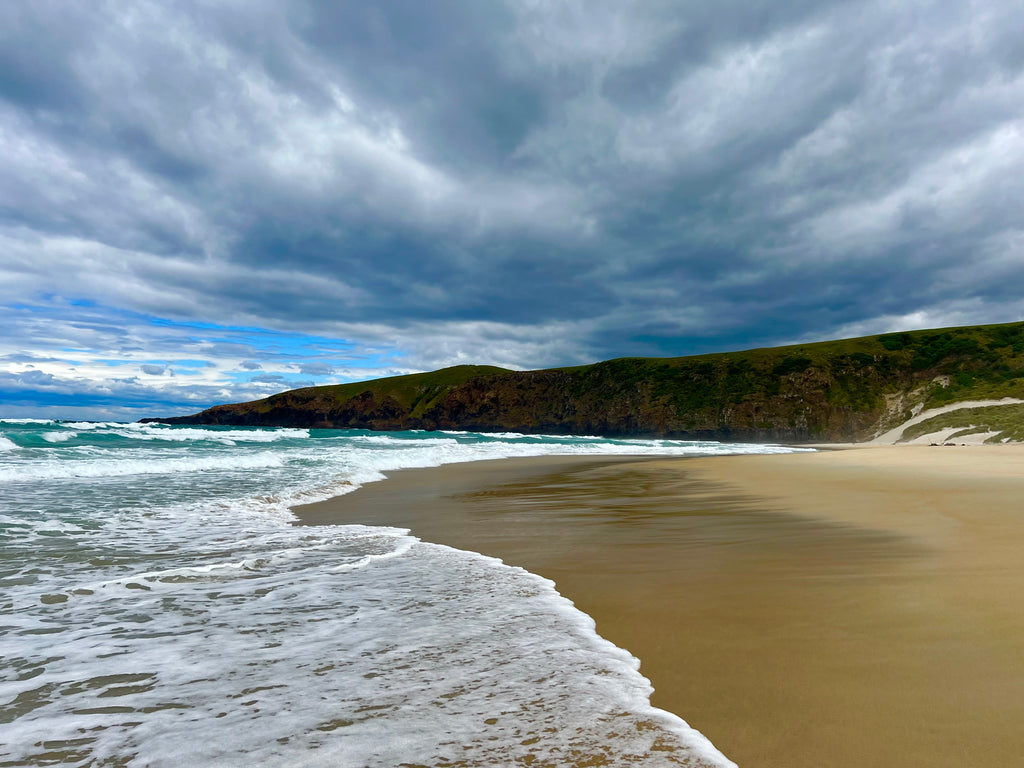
[0,420,803,767]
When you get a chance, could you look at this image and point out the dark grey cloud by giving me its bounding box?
[250,373,287,384]
[299,363,334,376]
[250,372,315,388]
[1,0,1023,407]
[6,370,58,387]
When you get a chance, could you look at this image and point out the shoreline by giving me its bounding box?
[293,445,1024,767]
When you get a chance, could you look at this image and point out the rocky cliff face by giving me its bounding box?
[146,323,1024,442]
[412,363,882,440]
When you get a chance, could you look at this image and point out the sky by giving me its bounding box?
[2,1,1023,420]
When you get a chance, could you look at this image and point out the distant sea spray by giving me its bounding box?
[0,420,803,766]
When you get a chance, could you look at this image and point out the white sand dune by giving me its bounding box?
[869,397,1024,444]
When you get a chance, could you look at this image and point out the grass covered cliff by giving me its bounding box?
[145,322,1024,442]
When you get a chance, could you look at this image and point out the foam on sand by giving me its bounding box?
[5,517,734,767]
[3,423,791,766]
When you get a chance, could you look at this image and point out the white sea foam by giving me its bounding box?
[330,535,418,571]
[0,514,85,533]
[116,423,311,442]
[0,450,285,482]
[41,430,77,442]
[3,533,734,767]
[347,433,412,444]
[0,424,805,766]
[0,435,17,450]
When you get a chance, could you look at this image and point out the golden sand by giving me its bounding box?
[293,446,1024,767]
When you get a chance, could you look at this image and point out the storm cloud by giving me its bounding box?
[2,0,1023,417]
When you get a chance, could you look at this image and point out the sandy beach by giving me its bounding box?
[293,446,1024,767]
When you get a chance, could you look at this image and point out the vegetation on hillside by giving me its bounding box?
[146,321,1024,442]
[257,365,510,418]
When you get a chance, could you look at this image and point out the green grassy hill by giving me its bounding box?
[146,322,1024,442]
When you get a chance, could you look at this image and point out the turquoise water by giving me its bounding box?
[0,420,802,766]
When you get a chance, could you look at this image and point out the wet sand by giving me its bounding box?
[293,446,1024,767]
